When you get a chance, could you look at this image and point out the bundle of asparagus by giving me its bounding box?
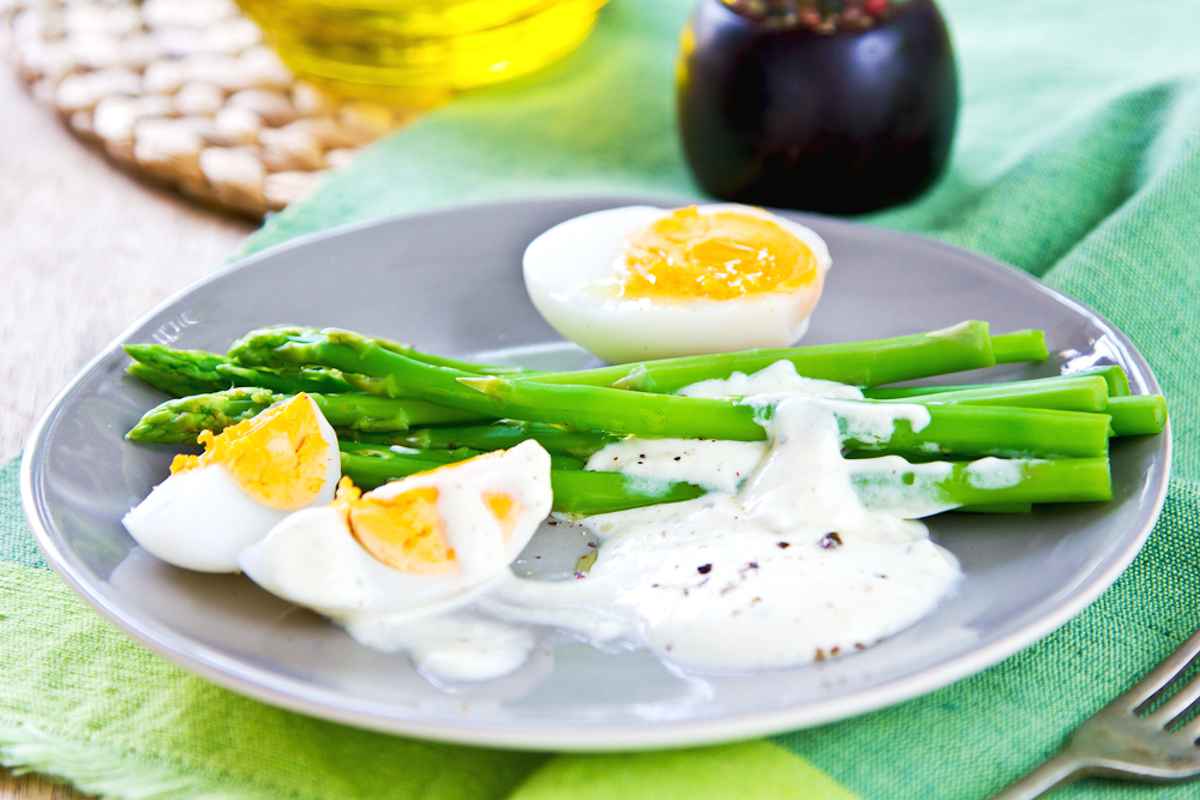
[123,321,1167,516]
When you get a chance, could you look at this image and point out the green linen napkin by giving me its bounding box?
[5,0,1200,797]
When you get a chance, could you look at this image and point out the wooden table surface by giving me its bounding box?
[0,67,251,798]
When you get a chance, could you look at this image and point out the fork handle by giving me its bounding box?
[991,752,1086,799]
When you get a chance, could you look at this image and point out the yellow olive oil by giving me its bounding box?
[237,0,608,105]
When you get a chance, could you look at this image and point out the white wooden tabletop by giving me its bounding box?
[0,68,250,798]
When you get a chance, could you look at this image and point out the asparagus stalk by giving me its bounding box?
[124,346,230,395]
[228,327,514,416]
[1106,395,1169,437]
[341,446,1110,516]
[229,325,524,375]
[865,373,1164,436]
[339,448,705,515]
[339,441,585,471]
[878,375,1109,413]
[213,363,354,394]
[125,343,357,396]
[126,363,223,398]
[864,366,1131,399]
[355,381,1125,463]
[127,387,278,443]
[851,456,1113,509]
[460,376,1111,459]
[988,329,1049,363]
[511,322,1044,392]
[346,422,621,461]
[126,389,487,444]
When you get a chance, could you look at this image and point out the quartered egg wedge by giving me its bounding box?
[238,440,553,619]
[523,203,832,363]
[122,393,341,573]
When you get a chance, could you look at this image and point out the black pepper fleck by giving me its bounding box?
[697,563,713,575]
[819,532,844,549]
[674,456,682,461]
[777,541,791,549]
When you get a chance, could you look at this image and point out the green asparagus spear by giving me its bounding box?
[228,327,512,416]
[213,363,355,394]
[229,325,525,375]
[339,449,705,515]
[460,375,1111,459]
[851,456,1112,508]
[124,345,232,395]
[988,329,1049,363]
[878,375,1109,412]
[126,363,225,398]
[1106,395,1169,437]
[863,366,1132,400]
[126,388,488,444]
[125,343,358,396]
[865,374,1163,437]
[346,422,622,461]
[338,441,585,471]
[127,387,277,443]
[508,321,1000,391]
[342,446,1110,516]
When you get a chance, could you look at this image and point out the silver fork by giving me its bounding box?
[993,628,1200,799]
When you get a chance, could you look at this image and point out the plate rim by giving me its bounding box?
[20,194,1172,751]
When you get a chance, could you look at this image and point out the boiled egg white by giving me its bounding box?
[523,204,832,363]
[238,440,553,619]
[122,393,340,573]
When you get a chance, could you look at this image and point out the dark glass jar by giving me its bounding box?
[676,0,959,214]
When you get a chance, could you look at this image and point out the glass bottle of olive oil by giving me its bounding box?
[237,0,608,105]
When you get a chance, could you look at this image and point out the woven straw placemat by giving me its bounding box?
[2,0,411,219]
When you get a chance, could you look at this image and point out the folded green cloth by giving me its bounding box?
[5,0,1200,797]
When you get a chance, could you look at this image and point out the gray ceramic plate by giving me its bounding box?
[22,196,1170,751]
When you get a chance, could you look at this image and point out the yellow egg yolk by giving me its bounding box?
[621,206,818,301]
[335,457,522,574]
[170,393,330,510]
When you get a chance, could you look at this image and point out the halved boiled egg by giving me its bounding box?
[238,440,552,619]
[122,393,340,573]
[523,204,832,363]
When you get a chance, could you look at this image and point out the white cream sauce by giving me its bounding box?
[484,392,961,673]
[585,438,767,493]
[342,611,536,685]
[678,359,865,400]
[965,457,1029,489]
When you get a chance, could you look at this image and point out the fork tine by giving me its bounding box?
[1108,629,1200,711]
[1148,671,1200,726]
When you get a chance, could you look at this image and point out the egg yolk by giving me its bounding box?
[335,460,522,574]
[170,393,330,510]
[621,206,818,301]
